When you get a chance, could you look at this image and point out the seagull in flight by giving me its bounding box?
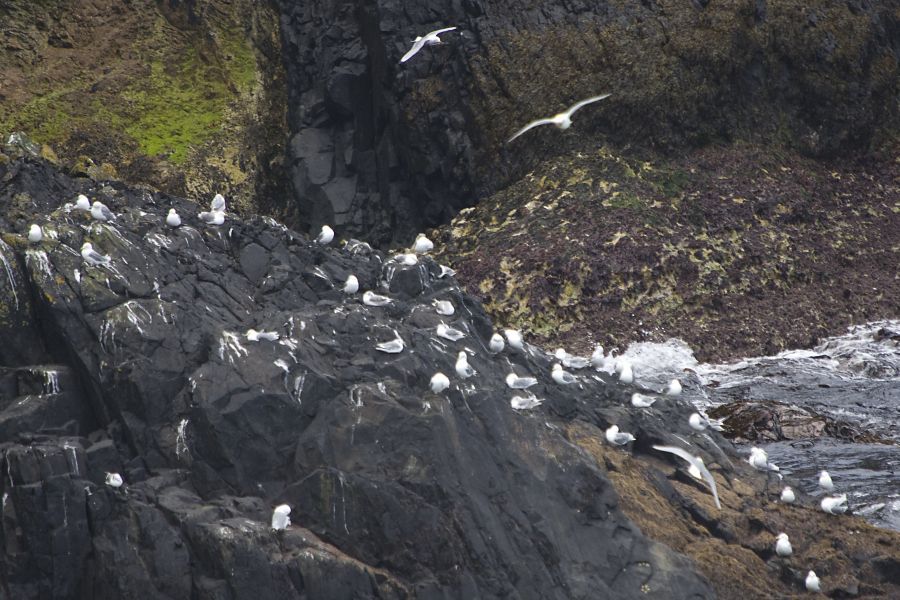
[400,27,457,63]
[507,94,612,143]
[652,444,721,509]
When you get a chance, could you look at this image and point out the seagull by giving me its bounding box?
[363,291,392,306]
[393,253,418,266]
[455,351,475,378]
[198,211,225,225]
[748,447,779,472]
[631,393,656,408]
[434,300,455,316]
[651,445,721,509]
[400,26,457,63]
[271,504,291,530]
[511,394,543,411]
[430,372,450,393]
[376,331,405,353]
[666,379,682,396]
[438,264,456,278]
[551,363,577,385]
[27,224,42,243]
[343,275,359,294]
[75,194,91,211]
[246,328,280,342]
[554,348,589,369]
[166,208,181,227]
[81,242,111,266]
[105,472,123,488]
[507,94,612,143]
[506,372,538,389]
[91,200,116,222]
[591,345,605,370]
[489,333,505,353]
[413,233,434,254]
[818,470,834,491]
[618,363,634,384]
[316,225,334,245]
[806,571,821,592]
[820,494,848,514]
[780,486,796,503]
[504,329,524,351]
[606,425,635,446]
[688,413,707,431]
[775,533,793,557]
[210,193,226,213]
[436,323,466,341]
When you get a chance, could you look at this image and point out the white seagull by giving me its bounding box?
[246,328,280,342]
[376,331,405,354]
[554,348,589,369]
[434,300,455,316]
[455,351,475,378]
[818,470,834,491]
[400,27,457,63]
[631,393,656,408]
[436,323,466,341]
[504,329,524,351]
[210,193,226,213]
[775,533,793,557]
[666,379,682,396]
[551,363,577,385]
[81,242,111,266]
[91,200,116,222]
[488,333,505,353]
[805,571,821,592]
[166,208,181,227]
[748,447,779,472]
[316,225,334,245]
[820,494,848,515]
[590,345,605,370]
[105,472,123,488]
[393,253,418,266]
[343,275,359,294]
[511,394,543,411]
[430,372,450,393]
[75,194,91,211]
[618,363,634,384]
[27,224,42,243]
[413,233,434,254]
[688,413,707,431]
[363,291,392,306]
[507,93,612,143]
[651,445,721,509]
[199,211,225,226]
[780,486,796,504]
[506,372,538,389]
[271,504,291,530]
[438,264,456,278]
[605,425,635,446]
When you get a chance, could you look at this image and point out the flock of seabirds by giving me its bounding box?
[16,25,855,595]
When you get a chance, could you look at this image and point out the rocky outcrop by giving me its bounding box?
[3,152,900,598]
[278,0,898,243]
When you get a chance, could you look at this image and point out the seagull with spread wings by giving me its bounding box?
[507,94,611,143]
[400,27,457,63]
[652,444,722,509]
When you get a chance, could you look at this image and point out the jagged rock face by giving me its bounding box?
[0,155,720,598]
[277,0,898,244]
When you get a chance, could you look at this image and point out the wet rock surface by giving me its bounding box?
[3,155,900,598]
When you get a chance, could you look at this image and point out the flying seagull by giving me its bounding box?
[507,94,612,143]
[652,444,722,509]
[400,27,457,63]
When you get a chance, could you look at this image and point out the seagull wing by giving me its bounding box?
[565,93,612,117]
[652,444,721,509]
[427,26,458,37]
[507,118,556,143]
[211,194,226,212]
[401,38,429,63]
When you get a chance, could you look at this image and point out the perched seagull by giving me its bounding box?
[618,363,634,384]
[246,328,279,342]
[413,233,434,254]
[430,372,450,393]
[780,486,796,504]
[651,444,721,509]
[81,242,111,267]
[75,194,91,211]
[455,351,475,378]
[91,200,115,222]
[434,300,455,316]
[343,275,359,294]
[210,193,226,213]
[105,472,123,488]
[489,333,505,353]
[551,363,577,385]
[436,323,466,341]
[554,348,589,369]
[393,253,418,266]
[775,533,793,557]
[591,345,605,370]
[400,26,457,63]
[748,447,779,472]
[376,331,405,354]
[316,225,335,245]
[271,504,291,530]
[606,425,635,446]
[166,208,181,227]
[805,571,821,593]
[666,379,683,396]
[363,291,392,306]
[198,210,225,226]
[511,394,543,411]
[631,393,656,408]
[504,329,524,351]
[507,93,612,143]
[688,413,708,431]
[818,470,834,491]
[438,264,456,278]
[506,373,538,389]
[27,224,42,243]
[820,494,848,515]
